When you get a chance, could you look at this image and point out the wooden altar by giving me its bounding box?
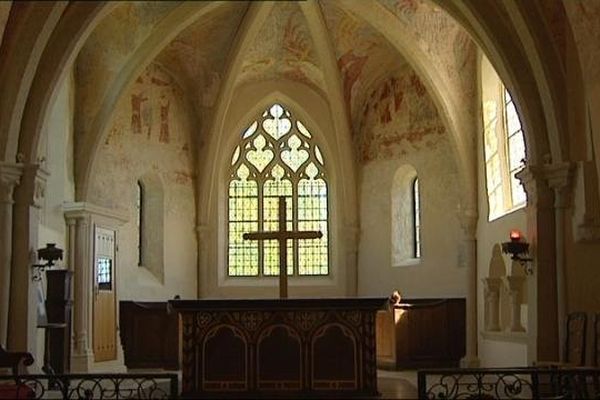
[169,297,386,398]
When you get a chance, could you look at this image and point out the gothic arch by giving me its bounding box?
[198,82,356,297]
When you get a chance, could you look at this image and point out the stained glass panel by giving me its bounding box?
[227,103,329,276]
[97,257,112,291]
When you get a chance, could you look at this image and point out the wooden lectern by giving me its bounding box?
[40,270,73,374]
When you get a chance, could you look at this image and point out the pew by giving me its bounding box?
[376,298,466,369]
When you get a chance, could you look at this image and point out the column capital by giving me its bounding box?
[12,163,49,208]
[0,162,24,204]
[544,162,575,209]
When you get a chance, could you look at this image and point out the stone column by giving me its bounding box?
[0,163,23,348]
[8,164,47,354]
[505,275,526,332]
[516,165,558,362]
[544,163,574,362]
[459,209,479,367]
[482,277,503,331]
[67,214,94,372]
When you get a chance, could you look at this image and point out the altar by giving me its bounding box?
[169,297,386,398]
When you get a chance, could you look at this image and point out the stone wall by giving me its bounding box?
[89,63,197,300]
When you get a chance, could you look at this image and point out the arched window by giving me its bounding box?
[391,165,420,266]
[136,180,144,266]
[135,174,164,281]
[228,103,329,277]
[482,56,527,220]
[413,177,421,258]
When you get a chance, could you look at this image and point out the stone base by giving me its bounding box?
[460,355,480,368]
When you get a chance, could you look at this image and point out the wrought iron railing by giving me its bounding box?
[0,373,178,399]
[418,367,600,399]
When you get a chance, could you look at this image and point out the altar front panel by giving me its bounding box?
[170,298,386,398]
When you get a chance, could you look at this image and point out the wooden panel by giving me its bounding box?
[257,325,301,390]
[119,301,179,369]
[376,298,466,369]
[93,227,116,362]
[44,270,72,373]
[170,297,386,398]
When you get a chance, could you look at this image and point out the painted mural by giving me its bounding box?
[238,2,325,91]
[320,1,399,125]
[564,1,600,84]
[377,0,477,110]
[77,2,179,134]
[357,64,445,163]
[156,3,247,113]
[91,62,195,210]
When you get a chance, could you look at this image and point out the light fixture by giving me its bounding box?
[501,230,533,274]
[31,243,63,281]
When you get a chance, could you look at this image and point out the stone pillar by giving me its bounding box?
[7,164,47,354]
[459,210,479,367]
[482,277,503,331]
[0,163,23,348]
[505,275,526,332]
[516,165,558,362]
[544,163,574,362]
[64,202,128,372]
[66,214,94,372]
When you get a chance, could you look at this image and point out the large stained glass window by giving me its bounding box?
[228,104,329,277]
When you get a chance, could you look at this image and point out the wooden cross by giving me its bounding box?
[243,196,322,298]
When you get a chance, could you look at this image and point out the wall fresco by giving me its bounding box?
[377,0,477,112]
[357,64,445,163]
[156,3,246,113]
[320,1,400,125]
[238,2,325,91]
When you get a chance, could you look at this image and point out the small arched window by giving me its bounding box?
[227,103,329,277]
[135,174,164,281]
[391,165,421,266]
[136,180,144,266]
[413,177,421,258]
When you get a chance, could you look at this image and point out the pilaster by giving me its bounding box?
[63,202,127,372]
[515,164,558,362]
[0,162,23,348]
[7,163,48,356]
[482,277,503,331]
[458,208,479,367]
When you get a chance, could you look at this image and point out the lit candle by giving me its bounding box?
[510,229,521,242]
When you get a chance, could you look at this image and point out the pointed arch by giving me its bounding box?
[198,81,355,297]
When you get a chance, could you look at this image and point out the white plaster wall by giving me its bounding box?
[89,63,197,301]
[479,339,528,368]
[356,66,465,298]
[38,71,75,260]
[358,146,465,298]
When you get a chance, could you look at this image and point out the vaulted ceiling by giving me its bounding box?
[76,0,477,137]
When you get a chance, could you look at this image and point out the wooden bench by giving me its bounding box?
[0,345,35,399]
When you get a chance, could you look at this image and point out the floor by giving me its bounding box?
[377,369,418,399]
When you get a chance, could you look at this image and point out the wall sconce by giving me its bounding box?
[31,243,63,281]
[501,230,533,274]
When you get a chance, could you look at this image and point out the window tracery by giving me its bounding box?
[228,104,329,277]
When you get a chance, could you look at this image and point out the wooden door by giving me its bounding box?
[93,227,117,362]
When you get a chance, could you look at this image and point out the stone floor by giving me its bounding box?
[377,369,418,399]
